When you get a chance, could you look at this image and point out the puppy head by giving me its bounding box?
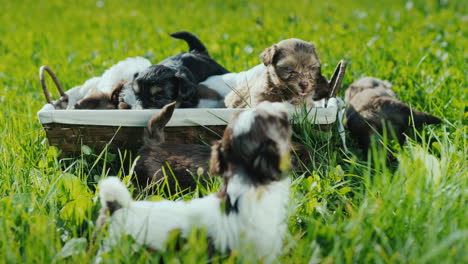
[345,77,395,102]
[131,65,198,109]
[210,102,292,185]
[261,38,329,101]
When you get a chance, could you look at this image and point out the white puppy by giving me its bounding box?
[96,102,293,263]
[71,57,151,109]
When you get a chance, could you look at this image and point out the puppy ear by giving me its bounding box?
[74,97,96,109]
[261,44,278,66]
[382,101,442,130]
[118,102,131,109]
[251,139,283,183]
[74,93,113,109]
[308,42,318,55]
[411,110,442,127]
[144,102,177,143]
[110,81,127,107]
[312,74,331,101]
[209,141,225,176]
[175,72,199,108]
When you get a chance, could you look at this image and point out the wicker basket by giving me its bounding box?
[37,62,347,157]
[38,104,344,157]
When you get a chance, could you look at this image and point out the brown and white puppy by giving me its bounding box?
[96,101,293,263]
[223,38,330,108]
[134,102,212,192]
[344,77,442,151]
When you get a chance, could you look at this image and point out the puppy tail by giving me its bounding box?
[98,177,132,214]
[170,31,208,54]
[144,102,177,143]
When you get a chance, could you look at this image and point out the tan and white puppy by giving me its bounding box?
[223,39,330,108]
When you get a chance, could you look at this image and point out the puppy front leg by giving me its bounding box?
[224,90,249,108]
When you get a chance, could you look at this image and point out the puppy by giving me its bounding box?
[96,101,293,262]
[73,57,151,109]
[217,39,330,108]
[119,31,229,109]
[134,102,212,191]
[344,77,442,151]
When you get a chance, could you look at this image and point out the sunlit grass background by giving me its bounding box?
[0,0,466,263]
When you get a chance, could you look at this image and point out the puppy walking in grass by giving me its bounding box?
[96,102,293,262]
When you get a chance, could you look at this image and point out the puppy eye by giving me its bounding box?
[283,66,293,72]
[309,65,317,71]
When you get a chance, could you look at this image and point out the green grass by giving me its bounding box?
[0,0,467,263]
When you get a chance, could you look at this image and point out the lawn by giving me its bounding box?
[0,0,466,263]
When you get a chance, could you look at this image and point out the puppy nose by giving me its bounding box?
[299,81,309,89]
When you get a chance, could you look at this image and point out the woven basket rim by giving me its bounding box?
[37,97,342,127]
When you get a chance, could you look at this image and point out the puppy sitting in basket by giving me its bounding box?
[197,38,346,108]
[95,101,293,263]
[116,31,229,109]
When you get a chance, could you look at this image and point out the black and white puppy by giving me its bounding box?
[96,101,292,262]
[118,31,229,109]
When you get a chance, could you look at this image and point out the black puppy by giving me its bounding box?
[120,31,229,109]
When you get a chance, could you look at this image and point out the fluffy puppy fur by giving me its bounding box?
[64,77,100,109]
[73,57,151,109]
[344,77,442,151]
[195,64,265,108]
[119,31,229,109]
[96,102,292,263]
[134,102,212,191]
[221,38,330,108]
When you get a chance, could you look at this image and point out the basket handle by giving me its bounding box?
[39,65,68,108]
[328,60,347,98]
